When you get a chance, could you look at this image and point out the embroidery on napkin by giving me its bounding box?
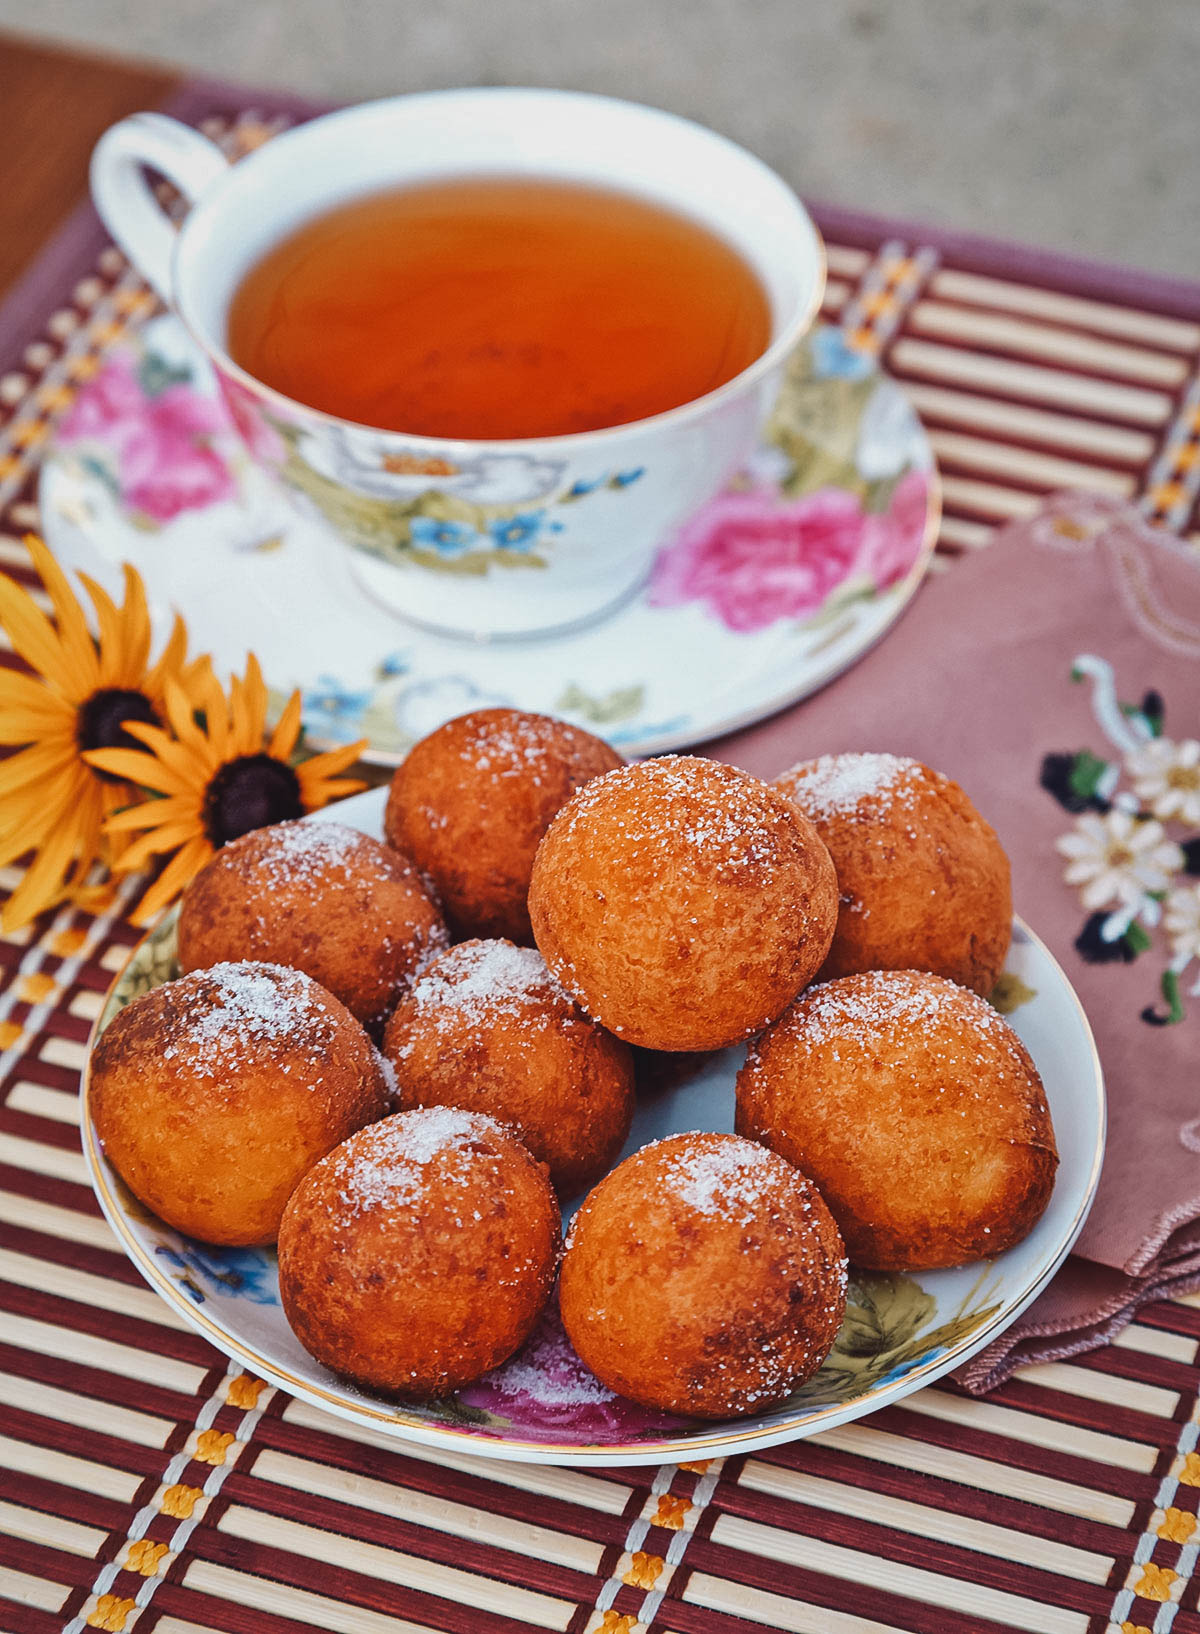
[1026,489,1200,658]
[1044,654,1200,1027]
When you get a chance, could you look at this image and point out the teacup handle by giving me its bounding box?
[90,113,230,304]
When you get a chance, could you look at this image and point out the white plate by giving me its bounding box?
[82,787,1104,1467]
[43,316,938,762]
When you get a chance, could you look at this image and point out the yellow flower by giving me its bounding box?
[87,653,366,924]
[0,536,205,931]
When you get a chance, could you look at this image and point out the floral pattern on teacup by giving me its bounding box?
[250,401,647,576]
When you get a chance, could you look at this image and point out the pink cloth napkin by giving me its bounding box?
[709,492,1200,1390]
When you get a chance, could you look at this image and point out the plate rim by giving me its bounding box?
[80,801,1105,1467]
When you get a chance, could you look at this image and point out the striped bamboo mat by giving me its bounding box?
[2,96,1200,1634]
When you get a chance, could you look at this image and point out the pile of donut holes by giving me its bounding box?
[90,707,1057,1421]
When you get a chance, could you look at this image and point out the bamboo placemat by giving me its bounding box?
[3,89,1200,1634]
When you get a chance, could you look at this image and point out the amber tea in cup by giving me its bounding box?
[226,175,773,441]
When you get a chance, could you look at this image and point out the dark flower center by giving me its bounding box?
[77,689,160,783]
[203,753,303,847]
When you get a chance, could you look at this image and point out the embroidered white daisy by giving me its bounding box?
[1125,737,1200,827]
[1056,808,1184,911]
[1164,882,1200,965]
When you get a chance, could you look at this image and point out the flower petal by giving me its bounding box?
[130,835,213,926]
[121,717,210,787]
[302,775,367,805]
[268,690,303,760]
[0,790,88,931]
[163,677,213,759]
[297,739,369,783]
[0,668,76,741]
[0,739,77,801]
[24,536,100,689]
[115,819,207,874]
[145,612,191,698]
[0,570,77,693]
[243,653,269,745]
[114,562,153,684]
[84,744,193,796]
[104,794,200,834]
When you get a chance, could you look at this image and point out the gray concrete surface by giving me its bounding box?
[4,0,1197,277]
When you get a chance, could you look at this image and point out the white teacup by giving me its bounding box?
[91,90,824,640]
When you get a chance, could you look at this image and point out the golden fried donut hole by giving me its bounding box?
[736,969,1058,1270]
[559,1131,847,1417]
[178,820,447,1029]
[382,939,634,1196]
[774,753,1012,996]
[90,961,388,1246]
[384,708,623,943]
[529,756,838,1051]
[277,1108,561,1396]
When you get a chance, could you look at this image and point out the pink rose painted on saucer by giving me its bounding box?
[648,469,930,635]
[58,352,236,524]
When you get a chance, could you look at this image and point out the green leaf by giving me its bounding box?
[989,972,1038,1013]
[1162,968,1185,1026]
[555,682,646,725]
[1067,750,1111,800]
[1123,921,1152,955]
[138,351,192,397]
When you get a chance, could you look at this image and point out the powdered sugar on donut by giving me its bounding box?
[780,752,923,824]
[167,960,335,1077]
[553,756,796,873]
[333,1107,511,1214]
[238,820,401,890]
[392,941,575,1055]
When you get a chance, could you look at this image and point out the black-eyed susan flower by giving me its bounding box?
[86,654,367,924]
[0,536,207,931]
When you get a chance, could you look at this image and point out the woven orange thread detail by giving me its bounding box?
[124,1538,168,1576]
[87,1595,137,1631]
[161,1483,203,1518]
[88,320,125,347]
[1148,480,1188,512]
[849,325,880,354]
[1135,1563,1178,1601]
[0,454,20,481]
[1175,445,1200,472]
[623,1551,664,1589]
[36,382,76,411]
[225,1373,267,1409]
[1158,1506,1197,1543]
[679,1459,712,1474]
[651,1494,691,1529]
[597,1614,637,1634]
[0,1020,21,1049]
[1179,1451,1200,1486]
[65,354,102,381]
[862,290,896,319]
[1122,1624,1154,1634]
[194,1428,235,1465]
[51,927,88,957]
[112,289,155,315]
[8,421,47,448]
[20,973,57,1003]
[880,255,916,283]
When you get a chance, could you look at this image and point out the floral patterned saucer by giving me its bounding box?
[42,316,938,762]
[81,790,1104,1468]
